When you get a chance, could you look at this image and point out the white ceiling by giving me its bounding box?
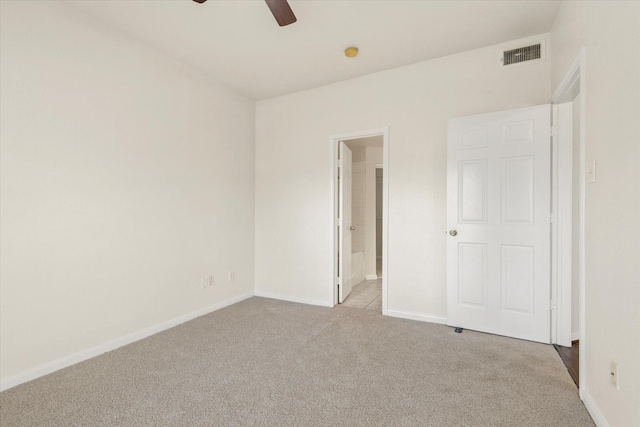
[66,0,561,100]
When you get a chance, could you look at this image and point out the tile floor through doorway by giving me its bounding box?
[341,278,382,311]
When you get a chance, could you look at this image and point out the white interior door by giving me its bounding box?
[338,142,353,303]
[447,105,551,343]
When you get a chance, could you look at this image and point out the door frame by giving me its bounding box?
[551,48,586,397]
[338,141,353,303]
[329,127,389,314]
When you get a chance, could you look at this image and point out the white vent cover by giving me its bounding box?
[501,42,543,67]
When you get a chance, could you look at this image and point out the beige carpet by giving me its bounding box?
[0,297,594,426]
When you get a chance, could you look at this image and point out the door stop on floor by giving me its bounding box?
[454,327,463,333]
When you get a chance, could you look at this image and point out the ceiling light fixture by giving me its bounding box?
[344,47,359,58]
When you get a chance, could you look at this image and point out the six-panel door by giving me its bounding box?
[447,105,551,343]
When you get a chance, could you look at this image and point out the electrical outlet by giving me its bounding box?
[208,275,214,287]
[586,159,596,184]
[228,271,235,282]
[610,361,619,389]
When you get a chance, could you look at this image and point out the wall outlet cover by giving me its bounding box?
[610,360,619,389]
[586,159,596,184]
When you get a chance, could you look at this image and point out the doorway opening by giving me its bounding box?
[551,49,585,390]
[330,128,389,314]
[552,93,582,386]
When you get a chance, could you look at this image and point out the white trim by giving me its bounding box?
[550,106,558,345]
[577,50,587,402]
[329,127,390,315]
[582,390,610,427]
[381,129,389,316]
[330,136,339,307]
[551,48,587,400]
[365,274,378,280]
[329,128,388,142]
[254,291,332,308]
[0,292,254,392]
[551,102,574,347]
[386,309,447,325]
[552,50,583,103]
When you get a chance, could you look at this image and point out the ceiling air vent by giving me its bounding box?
[502,43,543,66]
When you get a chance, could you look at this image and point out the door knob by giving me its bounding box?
[350,226,356,231]
[449,230,457,236]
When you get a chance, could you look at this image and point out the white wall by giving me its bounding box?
[0,1,255,382]
[551,2,640,426]
[347,146,366,254]
[255,35,551,315]
[351,160,365,253]
[365,146,383,278]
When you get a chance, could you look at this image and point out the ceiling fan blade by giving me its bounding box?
[264,0,297,27]
[192,0,207,3]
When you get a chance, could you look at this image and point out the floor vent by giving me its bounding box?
[502,43,543,66]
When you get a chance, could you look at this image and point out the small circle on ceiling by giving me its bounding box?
[344,47,359,58]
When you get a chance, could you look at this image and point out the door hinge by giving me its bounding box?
[550,300,556,311]
[551,126,557,138]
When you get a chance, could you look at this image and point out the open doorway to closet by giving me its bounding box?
[331,128,388,314]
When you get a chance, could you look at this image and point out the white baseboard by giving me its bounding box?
[365,274,378,280]
[254,290,332,308]
[581,390,610,427]
[0,291,254,392]
[386,309,447,325]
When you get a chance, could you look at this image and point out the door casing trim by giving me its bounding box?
[550,48,586,398]
[329,127,389,314]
